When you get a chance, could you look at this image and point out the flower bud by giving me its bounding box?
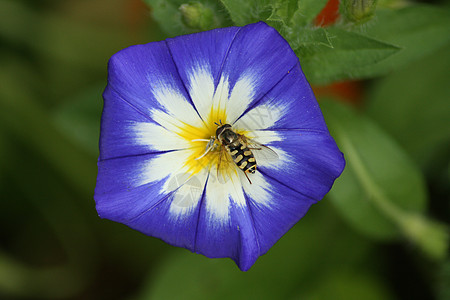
[179,2,217,31]
[342,0,378,23]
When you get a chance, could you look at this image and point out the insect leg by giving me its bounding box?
[193,137,216,160]
[244,171,252,184]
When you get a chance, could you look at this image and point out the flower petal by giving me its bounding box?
[106,40,202,130]
[234,63,328,131]
[219,22,299,123]
[192,161,323,271]
[166,22,298,124]
[194,173,260,271]
[126,171,209,250]
[240,171,317,255]
[254,130,345,200]
[95,149,200,222]
[166,26,240,121]
[99,86,192,160]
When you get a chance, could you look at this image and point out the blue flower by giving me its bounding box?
[94,22,345,271]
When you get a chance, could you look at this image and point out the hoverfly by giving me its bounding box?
[193,121,278,184]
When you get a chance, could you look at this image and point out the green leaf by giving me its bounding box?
[179,2,220,31]
[146,0,229,36]
[288,26,333,51]
[291,0,329,26]
[366,43,450,171]
[219,0,272,26]
[137,250,391,300]
[0,53,96,197]
[219,0,328,32]
[347,5,450,78]
[322,100,448,259]
[341,0,378,24]
[132,203,374,300]
[219,0,328,34]
[301,270,395,300]
[145,0,192,36]
[0,0,36,44]
[0,125,9,183]
[296,27,399,84]
[0,249,84,299]
[268,0,298,23]
[265,0,297,30]
[438,260,450,300]
[53,84,104,156]
[321,100,427,239]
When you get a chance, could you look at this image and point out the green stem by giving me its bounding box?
[337,125,448,260]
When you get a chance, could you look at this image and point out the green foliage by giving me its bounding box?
[220,0,272,26]
[322,100,448,259]
[179,2,219,31]
[0,53,96,197]
[297,4,450,83]
[291,0,329,26]
[301,270,394,300]
[133,204,384,300]
[295,27,399,83]
[148,1,450,84]
[366,43,450,171]
[341,0,378,24]
[53,84,104,156]
[220,0,328,30]
[438,260,450,300]
[346,5,450,81]
[145,0,231,36]
[321,100,427,239]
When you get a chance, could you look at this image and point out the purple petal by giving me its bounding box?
[219,22,298,115]
[243,174,317,256]
[166,22,299,123]
[193,176,260,271]
[106,40,203,127]
[107,41,179,115]
[99,86,187,160]
[257,130,345,200]
[166,26,240,89]
[95,153,169,222]
[95,152,208,249]
[125,180,206,251]
[234,62,328,131]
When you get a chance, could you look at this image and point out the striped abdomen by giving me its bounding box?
[227,142,256,173]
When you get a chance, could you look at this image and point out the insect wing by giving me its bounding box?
[247,140,279,163]
[215,145,235,184]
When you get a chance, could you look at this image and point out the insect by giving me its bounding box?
[193,121,278,184]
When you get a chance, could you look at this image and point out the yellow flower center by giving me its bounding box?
[175,107,249,180]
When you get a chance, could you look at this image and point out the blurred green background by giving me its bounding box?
[0,0,449,299]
